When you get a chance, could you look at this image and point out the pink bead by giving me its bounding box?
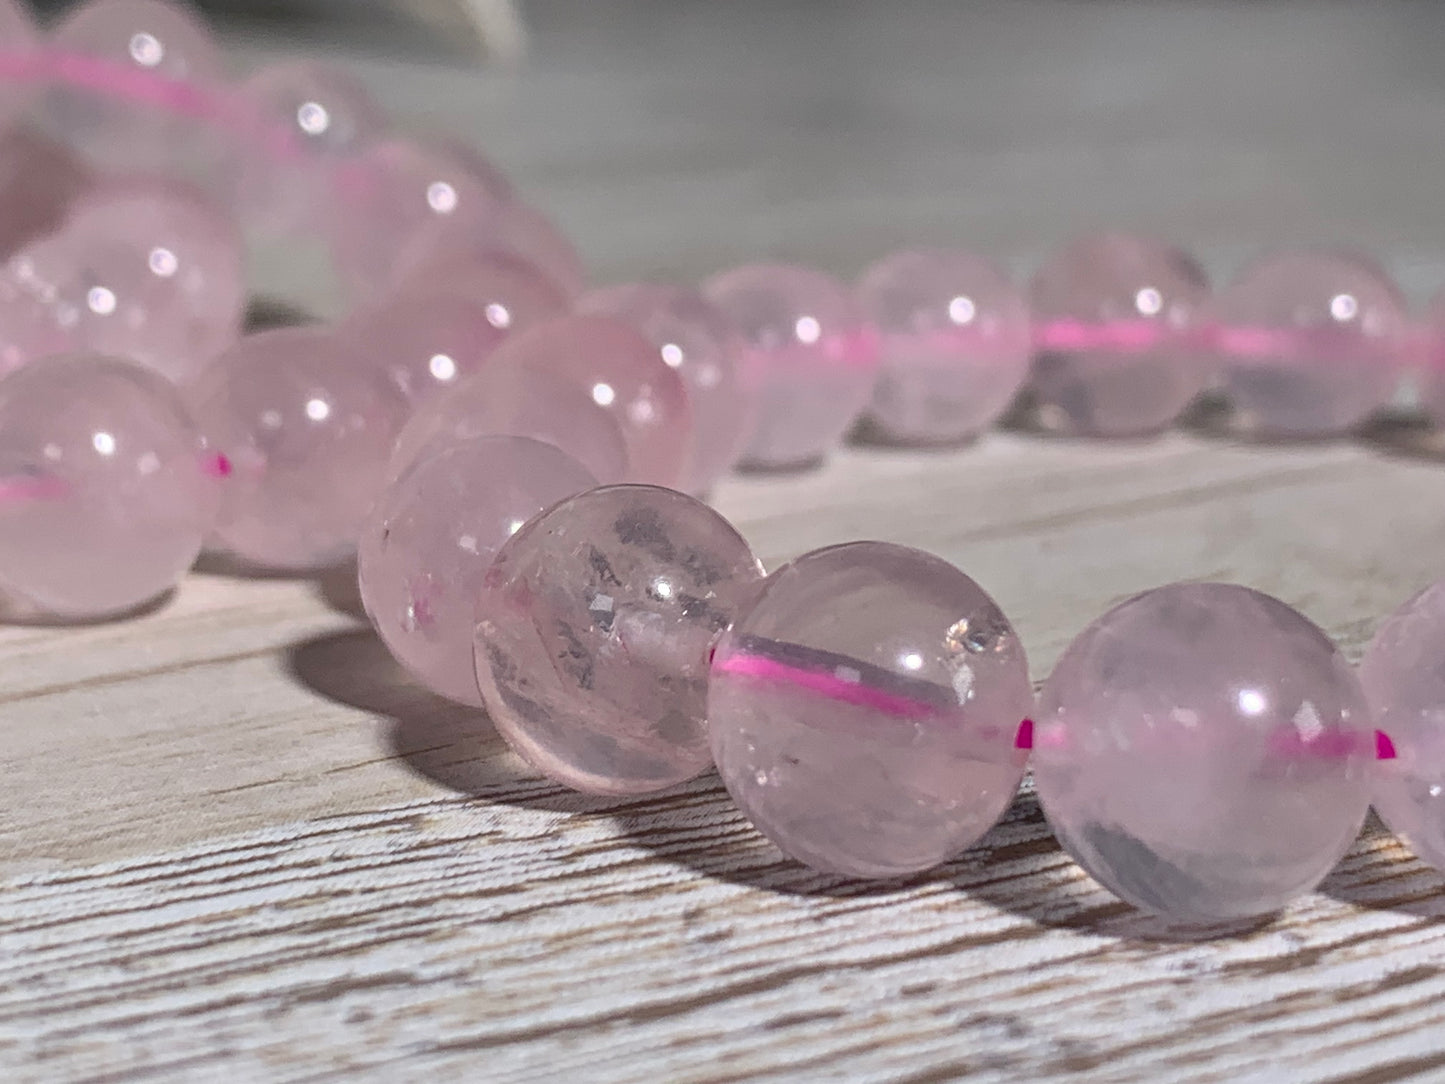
[710,542,1032,878]
[0,2,37,126]
[0,355,217,618]
[0,129,91,261]
[389,250,569,320]
[703,264,877,469]
[236,61,386,235]
[45,0,225,173]
[359,436,596,706]
[0,274,78,376]
[858,249,1032,444]
[8,178,246,385]
[1033,582,1373,923]
[337,294,515,412]
[1028,234,1209,436]
[475,485,764,794]
[188,327,403,570]
[484,202,584,298]
[388,366,629,486]
[579,283,753,493]
[485,315,692,487]
[331,137,510,299]
[1206,251,1409,436]
[1359,580,1445,873]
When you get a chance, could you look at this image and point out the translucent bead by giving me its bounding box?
[485,315,692,487]
[710,542,1032,878]
[475,485,764,794]
[45,0,225,173]
[858,249,1032,444]
[0,274,77,376]
[388,250,568,322]
[189,327,402,570]
[1359,580,1445,873]
[1206,251,1409,436]
[1033,582,1373,924]
[486,202,584,298]
[388,366,629,486]
[236,61,386,235]
[0,355,217,618]
[359,436,596,706]
[579,283,753,493]
[8,179,245,384]
[1028,234,1208,436]
[337,294,517,412]
[331,137,510,299]
[704,264,877,469]
[0,129,91,261]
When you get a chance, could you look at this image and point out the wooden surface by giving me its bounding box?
[12,2,1445,1081]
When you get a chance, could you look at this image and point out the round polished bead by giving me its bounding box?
[484,315,692,487]
[703,264,877,469]
[0,355,217,618]
[8,179,245,384]
[389,250,569,322]
[359,436,596,706]
[331,137,510,298]
[475,485,764,794]
[858,249,1033,444]
[0,275,77,376]
[46,0,226,172]
[388,366,629,486]
[189,327,402,570]
[1206,252,1409,436]
[486,202,584,298]
[1028,234,1209,436]
[337,293,516,412]
[1033,582,1373,923]
[1359,580,1445,873]
[710,542,1032,878]
[579,283,753,493]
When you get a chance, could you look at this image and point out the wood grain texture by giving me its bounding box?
[12,2,1445,1080]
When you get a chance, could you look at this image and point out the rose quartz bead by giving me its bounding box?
[1029,234,1209,436]
[858,249,1033,444]
[389,250,569,320]
[189,327,403,570]
[710,542,1032,879]
[1360,580,1445,873]
[8,179,245,384]
[485,202,584,298]
[236,61,386,235]
[1033,583,1373,924]
[388,366,629,486]
[0,129,92,260]
[485,315,692,487]
[46,0,225,173]
[0,274,76,375]
[337,294,515,412]
[579,283,753,493]
[475,485,764,794]
[1206,252,1409,436]
[331,137,510,299]
[359,436,596,706]
[703,264,877,469]
[0,355,217,618]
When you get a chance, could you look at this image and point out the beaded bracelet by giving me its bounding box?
[1,0,1444,935]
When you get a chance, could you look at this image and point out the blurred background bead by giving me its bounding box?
[189,327,402,571]
[1033,582,1373,924]
[0,129,92,260]
[580,283,752,494]
[388,250,569,319]
[484,201,583,298]
[1206,251,1409,436]
[476,485,763,794]
[0,1,37,127]
[337,293,515,412]
[710,542,1032,879]
[359,436,596,706]
[703,263,877,469]
[1420,289,1445,427]
[7,178,245,385]
[485,315,692,487]
[1360,580,1445,874]
[858,249,1032,445]
[331,136,510,299]
[388,366,629,486]
[44,0,226,173]
[0,355,216,618]
[0,274,77,375]
[1028,233,1208,436]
